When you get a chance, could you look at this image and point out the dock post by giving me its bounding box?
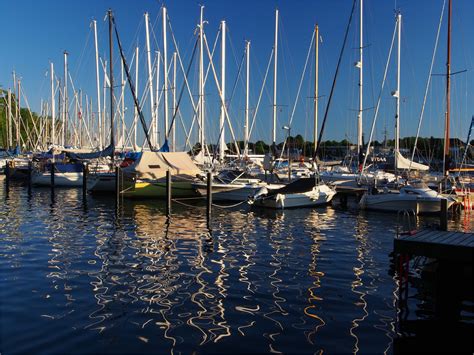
[50,162,55,189]
[206,171,212,225]
[166,170,172,217]
[27,161,32,195]
[440,199,448,231]
[115,166,120,207]
[5,161,10,193]
[82,163,88,198]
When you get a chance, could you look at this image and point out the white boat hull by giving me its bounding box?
[360,192,455,214]
[32,172,83,187]
[87,173,116,192]
[254,185,336,209]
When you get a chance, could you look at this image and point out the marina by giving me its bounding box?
[0,0,473,353]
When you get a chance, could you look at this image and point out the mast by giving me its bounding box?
[219,20,226,161]
[121,59,125,148]
[93,20,102,149]
[7,89,12,149]
[357,0,363,164]
[163,6,169,141]
[155,50,160,147]
[50,62,55,147]
[63,50,68,146]
[134,45,139,150]
[272,8,279,152]
[244,40,250,157]
[144,12,156,148]
[443,0,452,176]
[17,79,21,149]
[394,12,401,166]
[199,5,206,152]
[313,24,319,154]
[108,9,115,158]
[172,51,177,152]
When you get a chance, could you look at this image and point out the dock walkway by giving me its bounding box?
[394,229,473,263]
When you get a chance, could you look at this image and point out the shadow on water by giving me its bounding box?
[393,255,474,354]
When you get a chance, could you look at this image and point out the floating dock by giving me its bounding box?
[394,229,474,263]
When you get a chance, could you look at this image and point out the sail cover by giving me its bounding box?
[395,150,429,171]
[124,151,201,179]
[65,144,114,161]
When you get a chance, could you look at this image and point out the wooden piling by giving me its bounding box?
[5,161,10,191]
[115,166,120,207]
[50,162,55,188]
[166,170,172,216]
[440,199,448,231]
[82,163,88,197]
[206,171,212,224]
[27,161,32,194]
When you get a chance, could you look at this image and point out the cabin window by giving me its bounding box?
[148,165,161,169]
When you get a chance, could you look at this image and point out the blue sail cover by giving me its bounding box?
[66,144,115,161]
[158,140,170,152]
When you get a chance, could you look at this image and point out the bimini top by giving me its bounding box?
[124,151,202,180]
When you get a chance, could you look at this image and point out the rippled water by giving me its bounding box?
[0,181,472,354]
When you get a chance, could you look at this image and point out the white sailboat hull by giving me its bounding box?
[32,172,83,187]
[87,173,116,192]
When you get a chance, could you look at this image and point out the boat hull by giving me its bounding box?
[254,187,336,209]
[122,180,197,199]
[87,173,116,193]
[360,193,455,214]
[32,172,83,187]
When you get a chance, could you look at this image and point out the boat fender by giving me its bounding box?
[276,194,285,209]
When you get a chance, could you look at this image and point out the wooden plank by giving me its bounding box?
[398,230,429,241]
[407,230,451,243]
[434,232,471,246]
[428,231,460,244]
[450,233,474,246]
[394,238,473,263]
[400,229,439,241]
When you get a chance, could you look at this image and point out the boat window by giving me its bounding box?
[148,165,161,169]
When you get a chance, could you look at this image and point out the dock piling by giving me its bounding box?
[115,166,120,206]
[440,199,448,231]
[50,162,55,189]
[27,161,32,194]
[82,163,88,198]
[5,161,10,192]
[206,171,212,225]
[166,170,172,216]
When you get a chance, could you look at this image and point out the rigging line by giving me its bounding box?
[72,25,93,80]
[167,37,198,141]
[248,49,274,141]
[167,15,199,122]
[279,28,316,160]
[228,50,245,109]
[185,29,222,149]
[410,0,446,170]
[362,17,397,172]
[203,33,241,157]
[314,0,357,161]
[112,14,153,150]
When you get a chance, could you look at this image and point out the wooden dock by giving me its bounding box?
[394,229,474,263]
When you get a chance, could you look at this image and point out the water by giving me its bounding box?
[0,181,472,354]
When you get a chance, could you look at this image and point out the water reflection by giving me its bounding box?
[1,182,472,354]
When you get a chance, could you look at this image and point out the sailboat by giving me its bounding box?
[251,18,336,209]
[359,10,452,214]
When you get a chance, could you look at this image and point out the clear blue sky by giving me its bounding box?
[1,0,473,149]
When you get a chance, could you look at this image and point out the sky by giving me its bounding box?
[0,0,473,150]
